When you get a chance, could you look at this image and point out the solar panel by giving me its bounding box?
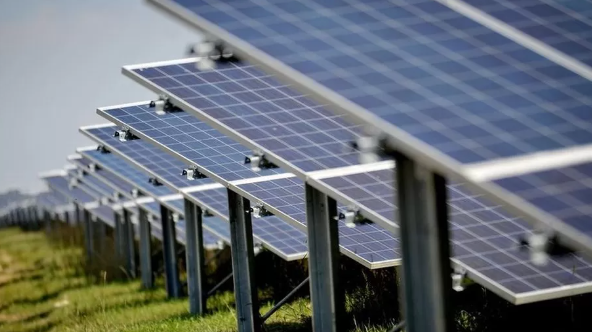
[69,168,116,199]
[43,175,96,204]
[494,161,592,244]
[310,168,592,303]
[142,0,592,165]
[89,205,116,227]
[78,148,174,197]
[99,102,284,183]
[184,187,307,260]
[81,124,212,190]
[462,0,592,67]
[136,199,227,249]
[70,155,133,199]
[132,0,592,255]
[99,101,398,266]
[235,176,400,268]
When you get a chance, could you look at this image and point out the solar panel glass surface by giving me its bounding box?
[186,187,307,258]
[494,161,592,241]
[463,0,592,67]
[237,177,401,266]
[140,0,592,165]
[79,149,174,197]
[90,205,116,227]
[315,168,592,301]
[44,176,96,204]
[83,125,212,190]
[100,103,284,181]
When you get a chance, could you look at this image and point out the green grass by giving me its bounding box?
[0,228,396,332]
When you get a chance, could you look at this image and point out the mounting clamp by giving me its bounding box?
[189,39,238,70]
[148,178,163,187]
[253,242,264,255]
[171,212,180,223]
[77,169,86,178]
[451,267,468,292]
[245,151,278,172]
[131,188,140,198]
[149,95,178,115]
[203,209,214,217]
[96,145,110,154]
[100,197,110,206]
[113,191,121,201]
[349,135,386,164]
[114,127,137,142]
[216,240,225,250]
[336,206,362,228]
[181,166,207,180]
[88,163,97,172]
[249,203,273,219]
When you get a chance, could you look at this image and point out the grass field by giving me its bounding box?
[0,228,396,332]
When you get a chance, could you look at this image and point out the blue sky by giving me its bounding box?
[0,0,199,193]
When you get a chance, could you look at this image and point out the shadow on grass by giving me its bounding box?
[263,320,311,332]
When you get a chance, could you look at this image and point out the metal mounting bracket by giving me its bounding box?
[245,151,278,172]
[181,166,207,180]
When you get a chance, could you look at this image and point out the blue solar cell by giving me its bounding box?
[90,205,116,227]
[186,187,307,259]
[141,0,592,165]
[140,201,161,216]
[316,168,592,299]
[99,103,284,182]
[237,177,400,266]
[72,156,138,197]
[44,175,96,204]
[83,125,212,190]
[494,161,592,242]
[79,149,174,197]
[164,198,185,216]
[175,217,220,249]
[464,0,592,66]
[70,168,116,198]
[125,62,367,173]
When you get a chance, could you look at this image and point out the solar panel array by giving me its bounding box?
[124,62,367,174]
[79,148,174,197]
[43,175,96,204]
[98,103,397,267]
[90,205,116,227]
[146,0,592,164]
[82,125,213,190]
[82,120,308,260]
[313,168,592,301]
[28,0,592,310]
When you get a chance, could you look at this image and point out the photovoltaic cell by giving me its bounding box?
[82,125,212,190]
[79,149,174,197]
[494,161,592,243]
[464,0,592,67]
[72,155,138,198]
[124,62,367,174]
[99,103,284,182]
[175,217,220,249]
[90,205,116,227]
[44,175,96,204]
[315,168,592,302]
[70,168,116,198]
[237,177,400,267]
[186,187,307,259]
[141,0,592,165]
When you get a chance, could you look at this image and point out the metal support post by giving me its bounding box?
[227,189,260,332]
[184,199,207,315]
[305,184,344,332]
[94,218,107,255]
[44,210,52,234]
[160,204,182,298]
[74,204,82,225]
[138,208,154,289]
[395,154,453,332]
[114,212,125,264]
[64,210,70,224]
[123,210,137,278]
[83,209,94,262]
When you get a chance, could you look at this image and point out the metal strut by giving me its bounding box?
[260,277,310,323]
